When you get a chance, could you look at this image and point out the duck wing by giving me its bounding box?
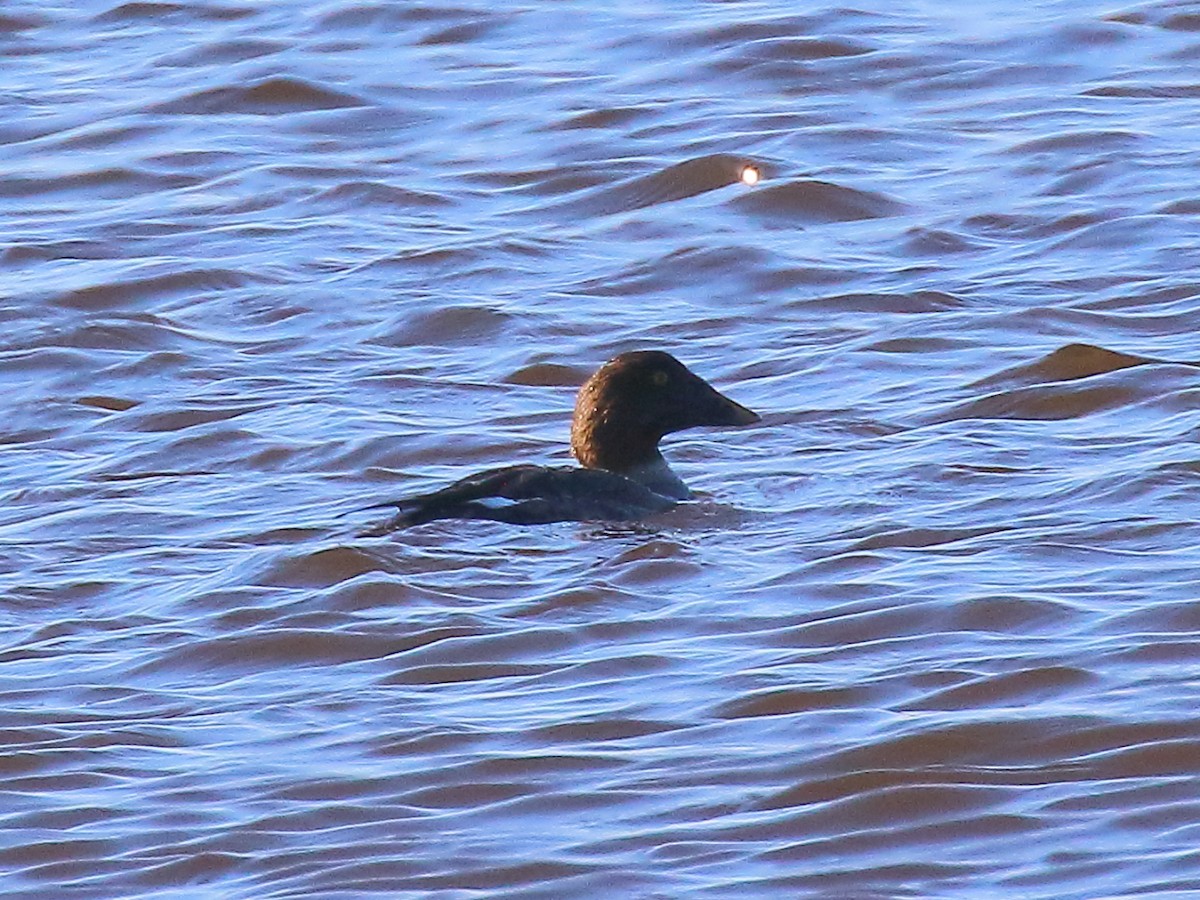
[371,464,678,530]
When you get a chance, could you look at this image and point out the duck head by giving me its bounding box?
[570,350,759,479]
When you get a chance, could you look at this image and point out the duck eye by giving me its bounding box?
[650,370,669,387]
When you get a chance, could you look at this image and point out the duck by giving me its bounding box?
[371,350,759,529]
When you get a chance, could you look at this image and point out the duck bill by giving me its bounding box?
[713,393,760,426]
[695,382,760,427]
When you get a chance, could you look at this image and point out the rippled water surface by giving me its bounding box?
[5,0,1200,896]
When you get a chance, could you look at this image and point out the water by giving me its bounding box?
[4,1,1200,896]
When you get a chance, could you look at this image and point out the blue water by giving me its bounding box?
[4,1,1200,896]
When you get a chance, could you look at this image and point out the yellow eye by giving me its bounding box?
[651,370,669,387]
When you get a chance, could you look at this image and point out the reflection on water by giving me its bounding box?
[4,0,1200,896]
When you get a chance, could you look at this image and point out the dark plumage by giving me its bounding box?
[371,350,758,529]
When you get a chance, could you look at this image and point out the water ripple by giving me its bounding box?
[4,0,1200,896]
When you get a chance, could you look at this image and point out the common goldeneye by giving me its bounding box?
[373,350,758,529]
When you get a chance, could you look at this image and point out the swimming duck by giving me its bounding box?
[373,350,758,528]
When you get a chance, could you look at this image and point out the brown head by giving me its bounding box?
[570,350,759,474]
